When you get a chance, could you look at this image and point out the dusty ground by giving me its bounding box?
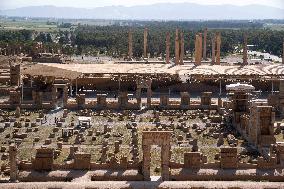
[1,181,284,189]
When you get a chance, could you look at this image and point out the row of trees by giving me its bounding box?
[74,25,284,57]
[0,22,283,57]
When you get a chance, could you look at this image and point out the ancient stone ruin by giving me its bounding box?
[0,28,284,189]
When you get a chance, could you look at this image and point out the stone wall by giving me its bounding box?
[10,64,21,86]
[33,147,54,171]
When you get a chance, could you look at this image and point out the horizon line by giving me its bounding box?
[1,2,283,11]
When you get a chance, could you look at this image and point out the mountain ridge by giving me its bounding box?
[0,3,283,20]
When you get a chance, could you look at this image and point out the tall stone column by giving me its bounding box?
[166,32,170,64]
[211,34,216,64]
[180,32,184,65]
[203,28,208,60]
[63,85,68,107]
[161,144,170,181]
[128,29,133,60]
[216,32,221,65]
[282,41,284,64]
[143,28,148,58]
[9,144,18,182]
[194,33,202,65]
[51,85,57,108]
[243,34,248,65]
[188,34,191,58]
[199,33,203,61]
[142,144,151,181]
[175,29,180,65]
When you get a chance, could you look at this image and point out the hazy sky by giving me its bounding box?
[1,0,284,9]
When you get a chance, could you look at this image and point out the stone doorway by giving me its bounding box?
[150,145,162,180]
[56,88,64,107]
[142,130,172,181]
[53,84,68,108]
[136,79,152,108]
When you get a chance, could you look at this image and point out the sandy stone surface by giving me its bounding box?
[22,62,284,77]
[1,181,284,189]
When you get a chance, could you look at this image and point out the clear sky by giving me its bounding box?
[1,0,283,10]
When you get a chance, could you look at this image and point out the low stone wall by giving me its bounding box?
[18,169,143,182]
[91,170,143,181]
[170,168,284,181]
[168,148,284,181]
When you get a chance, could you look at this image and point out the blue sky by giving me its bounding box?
[1,0,283,9]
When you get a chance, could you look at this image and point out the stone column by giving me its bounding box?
[37,92,43,108]
[175,29,180,65]
[97,94,107,108]
[136,88,142,106]
[282,41,284,64]
[211,34,216,64]
[9,144,18,182]
[161,144,170,181]
[243,34,248,65]
[63,85,68,107]
[194,34,199,65]
[194,33,202,66]
[180,32,184,65]
[128,29,133,60]
[199,33,203,62]
[203,28,208,60]
[75,78,78,96]
[51,85,57,107]
[147,88,152,108]
[166,32,170,64]
[69,83,72,96]
[142,144,151,181]
[144,28,148,58]
[10,64,21,86]
[118,92,128,109]
[160,95,169,107]
[216,32,221,65]
[201,92,212,106]
[181,92,190,107]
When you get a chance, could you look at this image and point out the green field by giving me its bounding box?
[0,18,72,32]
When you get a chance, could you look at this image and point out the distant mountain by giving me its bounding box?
[0,3,283,20]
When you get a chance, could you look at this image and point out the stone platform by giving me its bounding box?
[1,181,284,189]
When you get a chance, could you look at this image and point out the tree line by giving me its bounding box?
[0,21,283,58]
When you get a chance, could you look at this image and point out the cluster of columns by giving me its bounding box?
[195,30,221,66]
[128,29,133,59]
[128,28,149,60]
[243,34,248,65]
[127,28,256,66]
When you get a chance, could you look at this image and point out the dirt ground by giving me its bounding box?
[1,181,284,189]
